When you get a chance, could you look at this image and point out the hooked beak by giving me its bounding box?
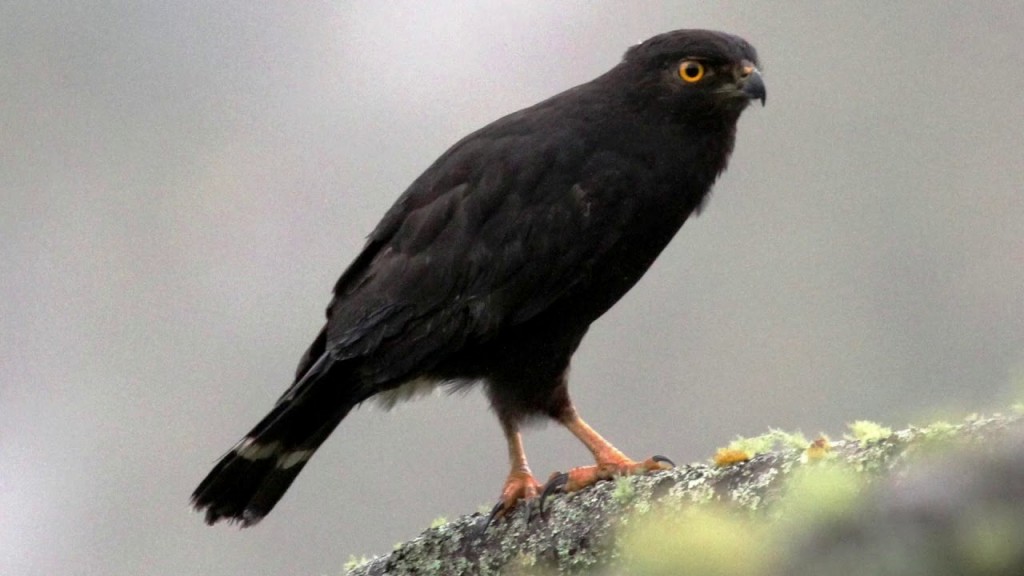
[739,64,766,106]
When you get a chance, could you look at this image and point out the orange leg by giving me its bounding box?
[486,404,672,526]
[557,406,673,492]
[494,422,542,517]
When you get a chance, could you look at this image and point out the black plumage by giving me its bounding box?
[193,29,765,526]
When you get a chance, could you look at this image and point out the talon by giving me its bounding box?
[539,472,569,516]
[538,453,675,517]
[481,500,507,533]
[651,455,676,468]
[484,468,542,530]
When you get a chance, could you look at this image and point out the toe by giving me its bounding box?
[483,500,507,531]
[541,454,676,511]
[539,472,569,516]
[483,470,542,530]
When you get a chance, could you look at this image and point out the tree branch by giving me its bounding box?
[346,411,1024,575]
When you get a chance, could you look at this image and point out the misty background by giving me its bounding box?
[2,2,1022,575]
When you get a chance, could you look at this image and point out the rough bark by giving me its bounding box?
[346,411,1024,575]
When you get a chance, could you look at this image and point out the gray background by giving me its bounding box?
[3,2,1023,575]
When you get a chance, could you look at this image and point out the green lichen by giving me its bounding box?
[921,419,959,440]
[721,428,810,459]
[429,516,448,529]
[845,420,893,445]
[343,555,371,572]
[612,474,636,505]
[345,410,1024,576]
[777,465,862,527]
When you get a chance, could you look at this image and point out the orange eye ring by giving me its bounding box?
[678,60,705,83]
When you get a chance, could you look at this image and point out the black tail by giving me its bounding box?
[191,353,358,526]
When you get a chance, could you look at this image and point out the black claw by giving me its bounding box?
[480,500,506,533]
[652,455,676,468]
[539,472,568,517]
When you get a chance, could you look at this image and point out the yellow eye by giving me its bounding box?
[678,60,705,83]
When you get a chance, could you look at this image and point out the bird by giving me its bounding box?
[192,28,765,527]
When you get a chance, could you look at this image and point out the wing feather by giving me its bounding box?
[324,120,645,386]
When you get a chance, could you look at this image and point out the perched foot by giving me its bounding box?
[483,470,543,529]
[540,455,674,514]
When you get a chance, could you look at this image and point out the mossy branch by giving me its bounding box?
[346,411,1024,575]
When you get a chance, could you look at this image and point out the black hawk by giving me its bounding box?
[193,29,765,526]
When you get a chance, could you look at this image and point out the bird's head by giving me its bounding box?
[616,29,765,124]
